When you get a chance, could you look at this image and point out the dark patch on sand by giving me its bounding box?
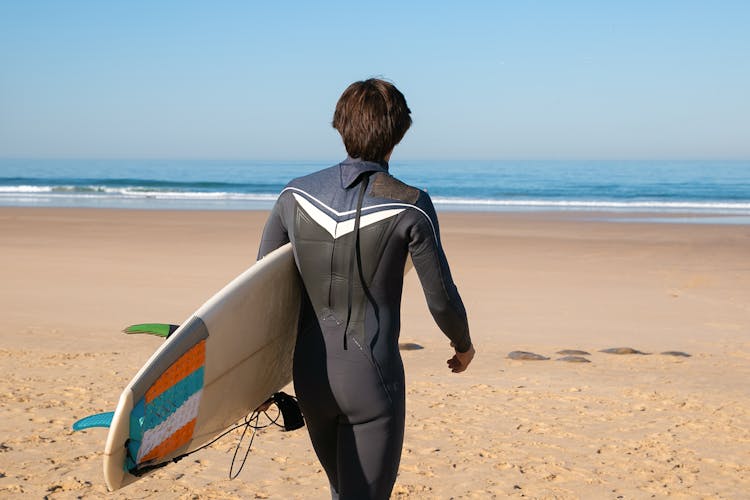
[599,347,649,355]
[556,356,591,363]
[507,351,549,361]
[556,349,591,356]
[399,342,424,351]
[661,351,691,357]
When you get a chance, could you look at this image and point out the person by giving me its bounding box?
[257,78,475,499]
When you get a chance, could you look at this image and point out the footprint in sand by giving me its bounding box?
[507,351,549,361]
[599,347,649,355]
[557,349,591,356]
[556,355,591,363]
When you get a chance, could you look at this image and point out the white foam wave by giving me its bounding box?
[0,185,55,193]
[116,188,278,201]
[0,185,279,201]
[431,197,750,211]
[1,185,749,213]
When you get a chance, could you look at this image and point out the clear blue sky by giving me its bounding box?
[1,1,748,160]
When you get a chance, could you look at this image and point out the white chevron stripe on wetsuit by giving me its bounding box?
[281,186,439,243]
[292,193,405,239]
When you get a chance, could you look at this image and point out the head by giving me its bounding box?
[332,78,412,162]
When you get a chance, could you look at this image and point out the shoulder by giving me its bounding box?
[367,172,439,223]
[370,173,436,219]
[368,173,439,239]
[278,165,341,205]
[369,172,423,205]
[286,165,339,191]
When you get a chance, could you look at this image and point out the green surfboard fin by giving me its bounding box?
[122,323,180,338]
[73,411,115,431]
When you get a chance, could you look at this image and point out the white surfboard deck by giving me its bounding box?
[103,243,300,491]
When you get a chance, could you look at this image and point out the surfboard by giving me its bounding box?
[101,243,300,491]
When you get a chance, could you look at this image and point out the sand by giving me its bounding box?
[1,207,748,498]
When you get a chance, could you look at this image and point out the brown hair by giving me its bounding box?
[332,79,412,162]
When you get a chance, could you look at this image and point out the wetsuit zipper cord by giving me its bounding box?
[343,174,370,349]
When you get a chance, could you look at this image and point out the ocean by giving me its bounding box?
[1,159,749,218]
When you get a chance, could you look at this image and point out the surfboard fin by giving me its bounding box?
[123,323,180,338]
[72,411,115,431]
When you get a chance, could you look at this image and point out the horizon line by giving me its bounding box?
[2,156,749,163]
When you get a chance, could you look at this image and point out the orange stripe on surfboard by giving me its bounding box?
[145,340,206,404]
[139,418,197,464]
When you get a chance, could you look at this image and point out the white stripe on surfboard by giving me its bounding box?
[137,390,202,462]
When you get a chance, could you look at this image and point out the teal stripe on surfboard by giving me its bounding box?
[142,367,205,432]
[127,398,146,471]
[123,323,180,338]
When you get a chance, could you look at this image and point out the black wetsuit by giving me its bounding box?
[257,158,471,499]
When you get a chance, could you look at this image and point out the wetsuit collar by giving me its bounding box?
[340,157,389,188]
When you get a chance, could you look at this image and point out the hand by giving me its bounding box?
[447,343,475,373]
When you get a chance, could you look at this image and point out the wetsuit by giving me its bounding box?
[257,157,471,499]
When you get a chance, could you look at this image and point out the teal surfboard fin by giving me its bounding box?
[123,323,180,338]
[73,411,115,431]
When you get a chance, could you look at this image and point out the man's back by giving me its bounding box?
[258,157,471,355]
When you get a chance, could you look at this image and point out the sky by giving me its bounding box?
[1,1,748,161]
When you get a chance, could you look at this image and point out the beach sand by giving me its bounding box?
[1,207,748,498]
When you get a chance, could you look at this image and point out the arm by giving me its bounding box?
[257,198,289,260]
[408,192,473,367]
